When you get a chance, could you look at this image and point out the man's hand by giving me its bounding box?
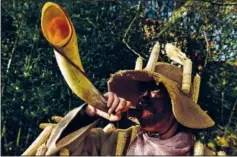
[86,92,132,121]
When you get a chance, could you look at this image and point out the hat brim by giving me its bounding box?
[108,70,215,129]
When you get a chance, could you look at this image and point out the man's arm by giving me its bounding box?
[46,92,132,155]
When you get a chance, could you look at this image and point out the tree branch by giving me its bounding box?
[122,1,144,58]
[6,22,23,74]
[226,98,237,127]
[122,16,141,57]
[203,31,210,68]
[157,0,193,37]
[209,0,237,6]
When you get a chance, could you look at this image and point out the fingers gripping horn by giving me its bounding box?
[41,2,108,112]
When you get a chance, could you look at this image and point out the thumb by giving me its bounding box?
[94,109,122,122]
[86,104,97,117]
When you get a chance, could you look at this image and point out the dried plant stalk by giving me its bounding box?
[145,42,160,72]
[59,148,70,156]
[135,56,143,70]
[22,126,53,156]
[36,143,48,156]
[193,141,204,155]
[51,116,63,123]
[182,59,192,94]
[39,123,57,129]
[103,123,116,133]
[192,74,201,103]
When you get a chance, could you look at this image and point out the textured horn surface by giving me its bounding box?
[41,2,108,112]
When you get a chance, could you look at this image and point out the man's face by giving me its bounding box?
[133,81,173,130]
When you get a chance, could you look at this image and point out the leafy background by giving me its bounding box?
[1,0,237,155]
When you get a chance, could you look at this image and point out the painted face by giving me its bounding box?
[129,81,172,129]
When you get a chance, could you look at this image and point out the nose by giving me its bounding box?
[138,91,151,107]
[140,90,150,97]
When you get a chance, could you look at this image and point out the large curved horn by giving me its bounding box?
[41,2,107,112]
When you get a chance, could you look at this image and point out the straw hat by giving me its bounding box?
[108,42,215,129]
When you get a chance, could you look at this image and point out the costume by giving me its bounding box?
[44,104,195,156]
[43,59,213,155]
[23,2,218,156]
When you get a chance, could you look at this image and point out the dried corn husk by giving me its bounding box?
[103,123,116,133]
[164,43,192,93]
[165,43,187,65]
[217,151,227,156]
[36,143,48,156]
[204,146,216,155]
[22,126,53,156]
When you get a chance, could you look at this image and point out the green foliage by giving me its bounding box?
[1,0,236,155]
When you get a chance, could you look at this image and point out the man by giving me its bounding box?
[85,82,191,155]
[44,43,215,155]
[23,3,215,155]
[87,81,177,140]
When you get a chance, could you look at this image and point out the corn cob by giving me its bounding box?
[145,42,160,72]
[59,148,70,156]
[22,126,53,155]
[39,123,57,130]
[182,59,192,94]
[51,116,63,123]
[193,140,204,155]
[135,56,143,70]
[192,74,201,103]
[164,43,193,93]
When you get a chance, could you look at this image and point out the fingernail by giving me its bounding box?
[108,109,111,114]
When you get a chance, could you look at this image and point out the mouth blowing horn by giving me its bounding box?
[41,2,107,112]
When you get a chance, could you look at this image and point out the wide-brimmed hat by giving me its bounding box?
[108,42,215,129]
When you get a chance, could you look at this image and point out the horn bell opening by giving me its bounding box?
[41,2,72,47]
